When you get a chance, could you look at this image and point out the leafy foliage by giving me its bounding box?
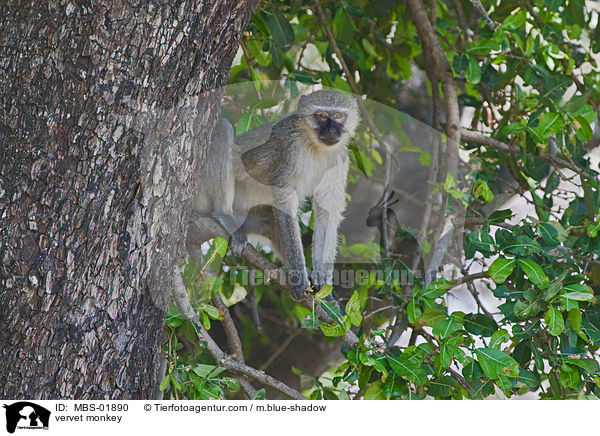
[164,0,600,400]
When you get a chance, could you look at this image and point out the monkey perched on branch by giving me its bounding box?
[188,89,360,301]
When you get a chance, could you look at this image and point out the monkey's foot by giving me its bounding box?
[229,230,247,256]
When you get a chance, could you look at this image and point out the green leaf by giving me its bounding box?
[548,222,568,241]
[315,283,333,300]
[432,318,463,339]
[320,300,344,327]
[582,319,600,344]
[467,231,496,255]
[407,299,422,324]
[473,179,493,202]
[291,69,319,84]
[253,388,266,400]
[504,236,542,256]
[235,114,253,136]
[320,317,351,337]
[515,368,540,389]
[467,40,500,55]
[427,376,462,397]
[517,258,550,289]
[545,306,565,336]
[496,374,513,396]
[453,53,469,75]
[488,257,516,284]
[544,278,564,301]
[475,348,520,379]
[192,364,224,378]
[469,380,494,399]
[169,374,182,391]
[513,299,542,318]
[490,329,510,348]
[466,56,482,84]
[561,283,593,301]
[575,115,593,141]
[421,278,452,299]
[534,112,563,140]
[462,359,484,381]
[537,222,561,246]
[219,284,247,307]
[345,291,363,326]
[568,308,582,332]
[387,352,428,385]
[200,304,222,320]
[266,11,294,48]
[418,151,431,166]
[561,292,595,301]
[159,375,170,391]
[565,358,600,374]
[502,11,527,30]
[502,121,527,135]
[364,381,385,400]
[463,313,498,337]
[421,309,447,327]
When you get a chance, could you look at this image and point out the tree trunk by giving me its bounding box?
[0,0,256,399]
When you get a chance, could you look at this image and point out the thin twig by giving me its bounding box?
[469,0,499,30]
[364,304,397,320]
[259,329,302,371]
[466,280,493,317]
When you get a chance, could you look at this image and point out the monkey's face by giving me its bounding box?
[313,111,347,145]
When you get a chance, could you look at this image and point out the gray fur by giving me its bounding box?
[189,90,359,300]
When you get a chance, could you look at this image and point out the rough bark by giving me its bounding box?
[0,0,256,399]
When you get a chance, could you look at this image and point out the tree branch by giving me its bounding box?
[461,128,583,174]
[212,294,257,398]
[407,0,462,285]
[214,294,246,363]
[172,266,307,400]
[468,0,499,30]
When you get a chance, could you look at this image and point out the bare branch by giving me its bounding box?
[213,294,257,398]
[213,294,246,364]
[461,128,584,174]
[468,0,499,30]
[449,271,489,290]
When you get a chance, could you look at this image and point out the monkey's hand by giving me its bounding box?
[288,270,311,302]
[229,229,248,256]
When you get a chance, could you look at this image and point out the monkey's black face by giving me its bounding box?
[314,112,346,145]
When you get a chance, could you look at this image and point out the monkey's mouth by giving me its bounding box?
[318,134,341,145]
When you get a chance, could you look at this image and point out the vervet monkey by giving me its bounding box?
[188,89,359,301]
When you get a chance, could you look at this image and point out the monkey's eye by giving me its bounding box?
[333,112,346,121]
[316,112,329,120]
